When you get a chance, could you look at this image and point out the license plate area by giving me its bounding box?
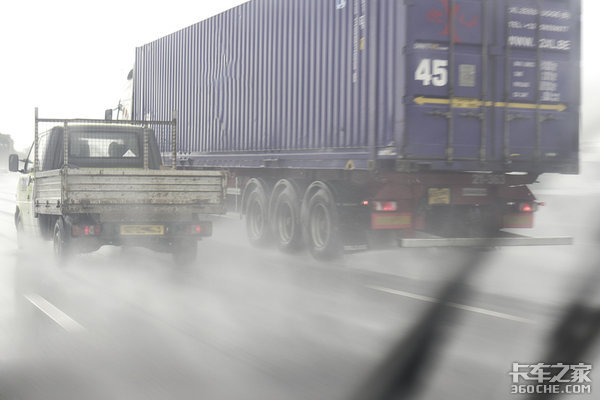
[120,225,165,236]
[428,188,451,205]
[371,213,412,230]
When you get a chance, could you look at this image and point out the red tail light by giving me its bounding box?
[72,224,101,236]
[373,201,398,212]
[185,224,204,235]
[519,203,534,213]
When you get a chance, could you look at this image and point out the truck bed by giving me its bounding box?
[34,168,225,218]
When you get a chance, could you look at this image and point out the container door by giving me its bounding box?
[495,0,579,170]
[404,0,492,163]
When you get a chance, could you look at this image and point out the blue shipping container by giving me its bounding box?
[133,0,580,173]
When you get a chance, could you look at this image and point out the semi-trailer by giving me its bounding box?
[128,0,580,259]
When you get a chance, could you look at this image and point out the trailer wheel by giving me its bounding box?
[245,186,271,246]
[271,185,303,252]
[172,239,198,266]
[53,218,71,261]
[305,189,342,260]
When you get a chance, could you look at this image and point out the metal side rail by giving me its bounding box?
[399,231,573,248]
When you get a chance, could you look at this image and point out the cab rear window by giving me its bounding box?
[69,131,141,159]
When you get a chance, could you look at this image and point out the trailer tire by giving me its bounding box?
[245,185,271,246]
[271,185,304,252]
[172,239,198,266]
[305,189,342,260]
[53,218,71,261]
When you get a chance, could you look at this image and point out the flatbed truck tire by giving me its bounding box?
[15,210,24,250]
[53,217,71,261]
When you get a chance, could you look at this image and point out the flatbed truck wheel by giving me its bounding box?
[15,211,24,250]
[53,218,71,261]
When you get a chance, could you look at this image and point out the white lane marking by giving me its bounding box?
[24,294,86,332]
[368,286,535,324]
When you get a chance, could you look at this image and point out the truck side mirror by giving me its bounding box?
[8,154,19,172]
[105,109,113,121]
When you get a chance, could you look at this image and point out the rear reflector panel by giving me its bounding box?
[372,213,412,230]
[503,213,534,229]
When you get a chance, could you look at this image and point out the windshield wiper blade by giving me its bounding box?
[351,232,600,400]
[528,272,600,400]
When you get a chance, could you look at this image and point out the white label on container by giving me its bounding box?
[459,64,476,87]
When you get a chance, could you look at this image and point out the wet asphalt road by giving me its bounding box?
[0,168,598,400]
